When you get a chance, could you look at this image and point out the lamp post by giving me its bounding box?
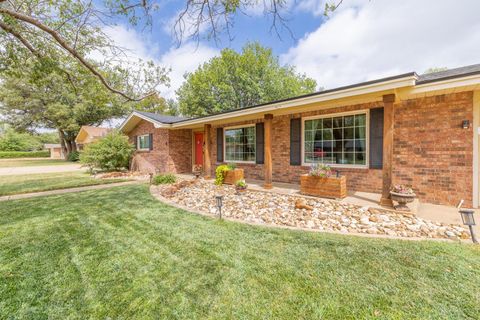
[459,208,477,243]
[215,195,223,219]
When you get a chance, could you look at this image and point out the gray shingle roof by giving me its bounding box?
[135,111,188,123]
[417,64,480,84]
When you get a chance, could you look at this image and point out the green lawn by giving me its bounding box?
[0,159,71,168]
[0,185,479,319]
[0,172,128,196]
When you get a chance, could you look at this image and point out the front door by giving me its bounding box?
[194,133,204,166]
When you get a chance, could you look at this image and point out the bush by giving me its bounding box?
[80,131,133,171]
[215,164,230,185]
[67,151,80,162]
[0,129,43,151]
[0,151,50,158]
[151,174,177,185]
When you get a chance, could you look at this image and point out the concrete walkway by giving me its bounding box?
[0,163,84,176]
[0,181,141,202]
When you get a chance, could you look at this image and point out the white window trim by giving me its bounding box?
[137,134,150,151]
[301,109,370,169]
[223,124,256,164]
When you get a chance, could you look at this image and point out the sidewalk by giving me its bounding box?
[0,181,141,202]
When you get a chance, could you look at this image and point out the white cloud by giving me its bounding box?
[283,0,480,89]
[101,25,218,99]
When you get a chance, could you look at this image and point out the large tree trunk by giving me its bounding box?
[58,129,68,157]
[58,129,77,159]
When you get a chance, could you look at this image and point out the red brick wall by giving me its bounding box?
[209,101,384,193]
[128,120,192,174]
[393,92,473,206]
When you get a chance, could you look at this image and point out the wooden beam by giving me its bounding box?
[380,94,395,206]
[204,124,212,179]
[264,114,273,189]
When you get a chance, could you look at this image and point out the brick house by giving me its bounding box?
[120,64,480,208]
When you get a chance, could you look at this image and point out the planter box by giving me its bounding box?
[300,175,347,199]
[223,168,244,185]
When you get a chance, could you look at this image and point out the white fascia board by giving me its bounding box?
[410,74,480,94]
[170,75,417,128]
[118,112,167,132]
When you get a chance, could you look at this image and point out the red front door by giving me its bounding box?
[194,133,204,166]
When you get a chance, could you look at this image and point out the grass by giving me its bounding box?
[0,171,129,196]
[0,184,479,319]
[0,159,72,168]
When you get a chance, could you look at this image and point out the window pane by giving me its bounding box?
[355,152,366,165]
[355,114,366,126]
[333,117,343,128]
[355,139,366,152]
[344,152,355,164]
[344,115,354,127]
[225,126,256,162]
[344,127,354,139]
[355,127,366,139]
[323,118,332,129]
[322,129,333,140]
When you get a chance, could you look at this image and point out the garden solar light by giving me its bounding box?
[459,208,477,243]
[215,195,223,219]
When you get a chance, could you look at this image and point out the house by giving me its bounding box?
[44,144,65,159]
[119,64,480,208]
[75,126,111,150]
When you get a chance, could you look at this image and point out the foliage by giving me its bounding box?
[37,132,60,144]
[80,131,134,172]
[67,151,80,162]
[308,163,333,178]
[227,163,237,170]
[235,179,247,188]
[151,173,177,185]
[424,67,448,74]
[391,184,415,195]
[0,129,43,151]
[177,42,317,117]
[215,164,231,185]
[0,172,128,196]
[134,95,179,116]
[0,151,50,159]
[0,184,479,318]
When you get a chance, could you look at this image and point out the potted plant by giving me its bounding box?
[192,164,203,179]
[235,179,247,194]
[390,185,416,212]
[300,164,347,199]
[215,163,244,185]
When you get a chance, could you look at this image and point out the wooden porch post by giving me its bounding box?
[264,114,273,189]
[380,94,395,206]
[204,124,212,179]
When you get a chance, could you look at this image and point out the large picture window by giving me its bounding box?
[303,112,367,166]
[225,126,256,162]
[137,134,150,151]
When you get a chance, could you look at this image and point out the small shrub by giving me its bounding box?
[80,131,134,172]
[215,164,230,185]
[152,174,177,185]
[308,163,333,178]
[235,179,247,188]
[0,150,50,158]
[227,163,237,170]
[67,151,80,162]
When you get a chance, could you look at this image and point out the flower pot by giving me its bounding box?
[223,168,244,185]
[235,186,247,195]
[300,174,347,199]
[390,191,416,212]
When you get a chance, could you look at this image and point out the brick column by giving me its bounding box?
[264,114,273,189]
[380,94,395,206]
[204,124,212,179]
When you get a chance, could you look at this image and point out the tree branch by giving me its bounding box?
[0,7,155,101]
[0,19,40,57]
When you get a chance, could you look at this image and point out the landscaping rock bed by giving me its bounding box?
[151,178,470,240]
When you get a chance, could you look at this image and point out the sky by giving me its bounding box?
[105,0,480,100]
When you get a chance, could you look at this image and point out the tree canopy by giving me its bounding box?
[177,42,318,117]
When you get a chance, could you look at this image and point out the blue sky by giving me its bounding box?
[104,0,480,99]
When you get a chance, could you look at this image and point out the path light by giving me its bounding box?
[459,208,477,243]
[215,195,224,219]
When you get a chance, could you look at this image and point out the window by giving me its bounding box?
[224,126,256,162]
[303,112,367,166]
[137,134,150,151]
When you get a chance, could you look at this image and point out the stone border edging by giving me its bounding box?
[0,181,142,202]
[149,185,461,243]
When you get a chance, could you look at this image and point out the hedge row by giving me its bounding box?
[0,150,50,159]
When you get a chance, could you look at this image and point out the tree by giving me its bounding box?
[0,0,343,100]
[0,55,128,155]
[424,67,448,74]
[176,42,317,117]
[0,128,42,151]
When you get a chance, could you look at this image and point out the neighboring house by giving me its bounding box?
[44,144,65,159]
[75,126,111,150]
[120,64,480,208]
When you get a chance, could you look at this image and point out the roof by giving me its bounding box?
[417,64,480,84]
[134,111,186,124]
[79,126,111,137]
[119,62,480,131]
